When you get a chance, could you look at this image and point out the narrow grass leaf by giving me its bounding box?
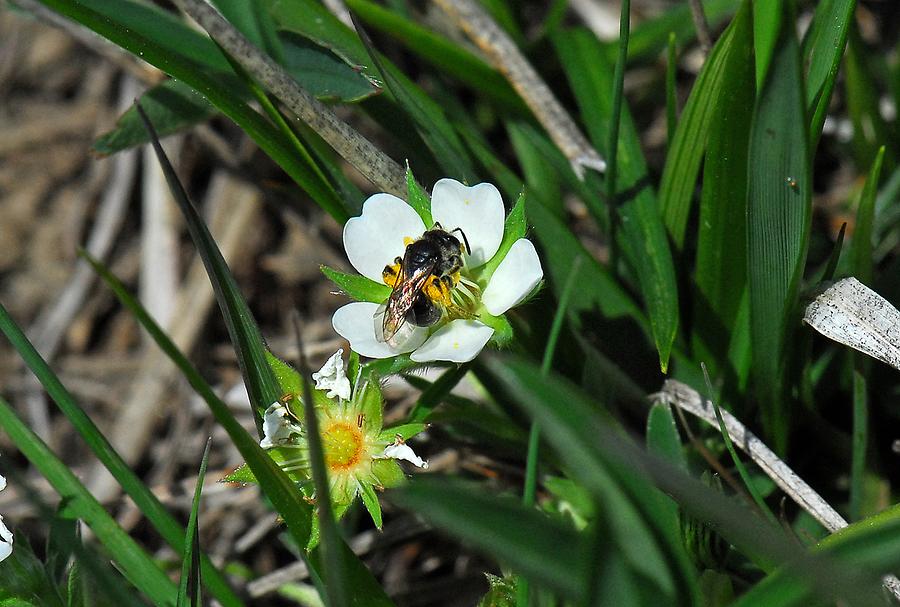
[665,32,678,145]
[554,28,679,371]
[321,266,391,303]
[406,165,434,227]
[851,146,885,284]
[177,439,210,607]
[802,0,856,149]
[405,364,471,424]
[88,254,396,607]
[752,0,782,88]
[391,479,588,600]
[849,369,867,523]
[746,10,810,447]
[660,0,751,248]
[137,105,280,422]
[845,28,894,171]
[646,403,685,470]
[0,396,178,606]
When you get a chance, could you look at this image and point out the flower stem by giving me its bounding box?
[517,257,582,607]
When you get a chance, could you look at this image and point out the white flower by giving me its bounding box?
[311,349,352,401]
[333,178,543,363]
[260,402,302,449]
[0,474,12,563]
[378,440,428,469]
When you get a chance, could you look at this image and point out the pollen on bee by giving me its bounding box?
[382,263,401,287]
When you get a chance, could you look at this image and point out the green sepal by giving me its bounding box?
[321,265,391,303]
[372,459,406,489]
[221,463,256,484]
[359,482,384,529]
[379,423,426,442]
[479,311,514,346]
[406,163,434,227]
[356,379,384,432]
[264,349,331,409]
[474,191,527,284]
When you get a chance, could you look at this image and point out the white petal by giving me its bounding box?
[0,515,12,562]
[0,474,5,492]
[431,179,505,267]
[260,402,302,449]
[343,193,427,283]
[482,239,543,315]
[379,442,428,468]
[332,302,427,359]
[410,319,494,363]
[312,349,352,401]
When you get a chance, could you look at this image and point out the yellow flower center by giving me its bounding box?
[322,421,364,471]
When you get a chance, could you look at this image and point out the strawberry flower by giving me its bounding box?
[329,176,543,363]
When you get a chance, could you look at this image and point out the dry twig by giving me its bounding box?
[432,0,606,179]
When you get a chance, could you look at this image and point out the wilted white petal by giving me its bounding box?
[0,474,5,492]
[343,193,426,283]
[482,239,543,315]
[0,515,11,563]
[312,349,352,400]
[379,442,428,468]
[410,319,494,363]
[260,402,302,449]
[431,179,505,267]
[804,277,900,371]
[333,302,427,359]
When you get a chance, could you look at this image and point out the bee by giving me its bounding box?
[375,224,470,348]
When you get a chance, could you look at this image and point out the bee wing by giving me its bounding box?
[377,263,434,345]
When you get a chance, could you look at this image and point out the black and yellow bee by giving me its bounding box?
[374,224,470,348]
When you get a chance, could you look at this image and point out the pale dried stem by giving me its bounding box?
[431,0,606,179]
[688,0,713,54]
[173,0,406,198]
[654,379,900,600]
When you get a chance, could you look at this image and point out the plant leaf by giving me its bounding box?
[321,266,391,303]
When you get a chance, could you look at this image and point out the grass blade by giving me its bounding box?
[554,28,680,372]
[746,6,810,450]
[803,0,856,149]
[177,439,211,607]
[136,104,280,425]
[851,146,885,284]
[660,0,751,248]
[0,395,178,606]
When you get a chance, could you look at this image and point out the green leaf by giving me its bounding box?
[176,440,211,607]
[845,27,894,171]
[554,29,680,371]
[281,33,379,103]
[137,105,280,424]
[0,295,243,607]
[752,0,782,88]
[321,266,392,303]
[93,80,215,155]
[405,364,471,424]
[746,8,811,448]
[406,165,434,227]
[692,1,754,366]
[659,0,752,248]
[851,149,885,285]
[0,397,178,606]
[475,192,526,285]
[359,483,383,529]
[391,479,588,600]
[802,0,856,149]
[646,403,685,470]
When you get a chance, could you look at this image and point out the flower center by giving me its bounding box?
[322,421,364,471]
